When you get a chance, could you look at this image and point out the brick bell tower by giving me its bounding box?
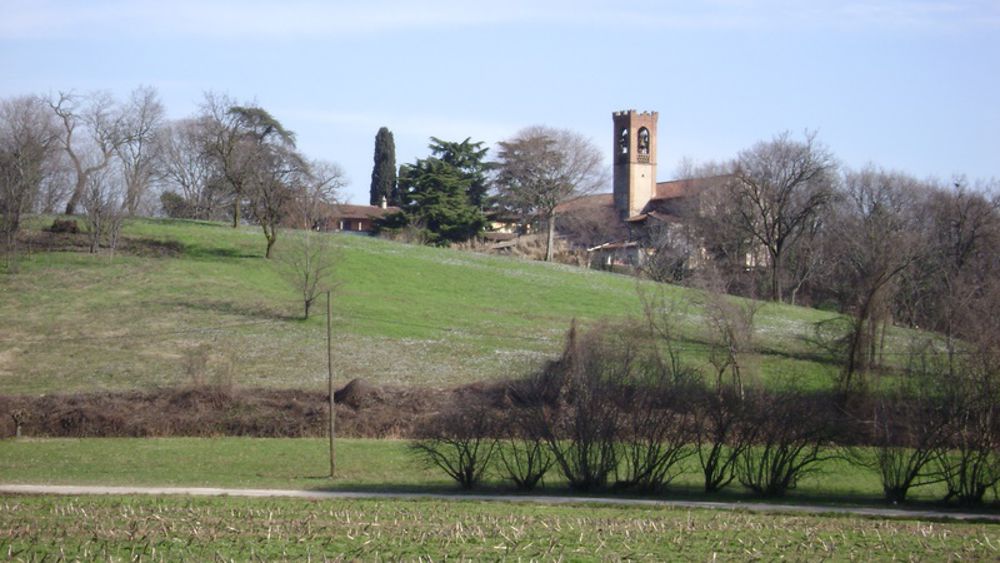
[612,110,658,219]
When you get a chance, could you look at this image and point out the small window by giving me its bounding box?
[618,127,629,155]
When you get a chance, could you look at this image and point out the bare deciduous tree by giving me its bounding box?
[535,322,624,491]
[0,95,60,268]
[615,378,695,492]
[899,181,1000,359]
[82,166,126,256]
[729,131,837,302]
[288,159,345,230]
[201,96,304,256]
[199,93,285,229]
[49,91,128,216]
[116,86,164,215]
[494,401,555,491]
[935,281,1000,505]
[495,126,608,261]
[829,167,925,393]
[693,385,754,493]
[248,142,305,258]
[276,230,338,320]
[695,272,761,398]
[158,117,227,219]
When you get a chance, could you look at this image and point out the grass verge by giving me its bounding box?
[0,437,978,508]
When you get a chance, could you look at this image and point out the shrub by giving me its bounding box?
[46,219,79,233]
[737,389,837,497]
[409,404,498,489]
[937,361,1000,505]
[536,324,626,491]
[494,402,553,491]
[613,368,696,492]
[693,385,753,493]
[160,191,195,219]
[847,391,950,504]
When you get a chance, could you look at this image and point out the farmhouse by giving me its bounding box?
[317,199,400,234]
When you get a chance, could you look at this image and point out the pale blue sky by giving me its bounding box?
[2,0,997,203]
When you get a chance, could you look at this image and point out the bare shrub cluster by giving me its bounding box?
[412,315,1000,506]
[412,320,842,498]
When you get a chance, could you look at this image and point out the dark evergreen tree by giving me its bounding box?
[369,127,397,206]
[383,155,485,245]
[428,137,491,208]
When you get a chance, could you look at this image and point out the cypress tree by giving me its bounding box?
[369,127,397,206]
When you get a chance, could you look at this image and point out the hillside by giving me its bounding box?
[0,217,868,395]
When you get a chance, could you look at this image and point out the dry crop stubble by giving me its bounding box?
[0,495,998,560]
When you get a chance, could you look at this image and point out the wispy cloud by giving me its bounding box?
[0,0,556,40]
[281,108,519,147]
[1,0,996,40]
[610,0,1000,31]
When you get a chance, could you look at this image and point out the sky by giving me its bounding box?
[2,0,998,204]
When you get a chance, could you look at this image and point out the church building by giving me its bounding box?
[559,110,721,267]
[612,109,723,226]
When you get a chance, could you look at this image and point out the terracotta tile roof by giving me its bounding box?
[652,174,731,201]
[554,193,614,214]
[330,204,401,220]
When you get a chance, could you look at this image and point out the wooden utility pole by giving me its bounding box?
[327,290,336,477]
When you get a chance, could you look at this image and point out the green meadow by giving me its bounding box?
[1,216,857,395]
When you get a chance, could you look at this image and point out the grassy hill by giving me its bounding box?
[0,216,881,395]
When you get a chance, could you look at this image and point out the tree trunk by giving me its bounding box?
[232,199,240,228]
[3,230,17,272]
[263,221,276,258]
[265,233,275,258]
[770,252,783,303]
[123,178,141,216]
[842,293,874,395]
[545,212,556,262]
[64,177,86,216]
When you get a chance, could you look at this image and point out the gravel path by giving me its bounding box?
[2,484,999,522]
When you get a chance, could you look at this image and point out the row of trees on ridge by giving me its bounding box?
[0,88,344,264]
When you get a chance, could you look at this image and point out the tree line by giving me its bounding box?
[0,88,344,264]
[0,86,607,265]
[626,132,999,395]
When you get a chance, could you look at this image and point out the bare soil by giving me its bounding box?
[0,379,510,439]
[18,228,185,257]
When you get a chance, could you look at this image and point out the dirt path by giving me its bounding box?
[2,484,998,522]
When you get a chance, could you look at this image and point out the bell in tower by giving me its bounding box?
[612,110,658,219]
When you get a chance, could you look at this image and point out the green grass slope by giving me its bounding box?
[1,217,861,394]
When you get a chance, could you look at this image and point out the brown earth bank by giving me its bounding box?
[0,374,947,448]
[0,379,511,439]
